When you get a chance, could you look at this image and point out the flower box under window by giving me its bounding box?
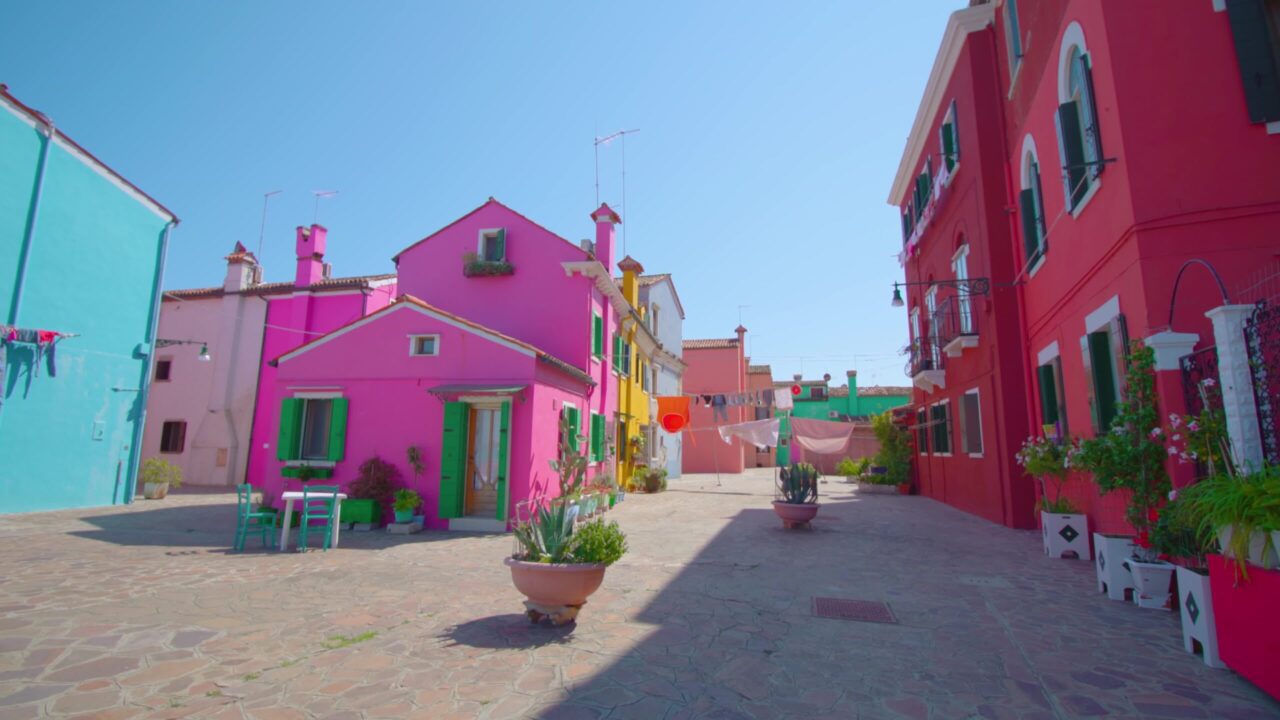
[463,258,515,277]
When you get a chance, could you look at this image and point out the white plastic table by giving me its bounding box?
[278,490,347,551]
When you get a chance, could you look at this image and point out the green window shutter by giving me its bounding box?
[592,315,603,357]
[276,398,303,461]
[1080,54,1104,179]
[494,228,506,260]
[1019,189,1040,261]
[612,335,621,371]
[1226,0,1280,123]
[590,413,603,461]
[1080,335,1098,432]
[438,402,469,519]
[1088,330,1118,430]
[1031,161,1047,252]
[565,406,581,451]
[1056,101,1088,208]
[941,122,956,172]
[1037,364,1059,425]
[325,398,349,462]
[901,210,911,245]
[495,401,510,521]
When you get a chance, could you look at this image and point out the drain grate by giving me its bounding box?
[812,597,897,624]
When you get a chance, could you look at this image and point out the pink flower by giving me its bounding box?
[1168,447,1178,456]
[1171,433,1182,442]
[1203,378,1217,388]
[1170,414,1183,429]
[1187,421,1200,432]
[1149,427,1163,438]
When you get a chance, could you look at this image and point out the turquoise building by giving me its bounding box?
[776,371,910,466]
[1,88,178,513]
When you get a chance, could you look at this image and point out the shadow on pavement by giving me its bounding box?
[441,614,577,650]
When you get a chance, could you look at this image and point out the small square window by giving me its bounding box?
[160,421,187,453]
[410,335,439,356]
[480,229,506,262]
[155,359,172,382]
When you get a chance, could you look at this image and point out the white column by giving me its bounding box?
[1205,305,1264,473]
[1144,331,1199,371]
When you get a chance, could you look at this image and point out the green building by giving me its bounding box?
[776,371,910,466]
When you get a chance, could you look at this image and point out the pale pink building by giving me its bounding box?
[680,328,749,475]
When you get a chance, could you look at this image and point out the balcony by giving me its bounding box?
[904,338,946,394]
[933,296,979,358]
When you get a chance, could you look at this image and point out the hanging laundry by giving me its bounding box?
[718,418,780,449]
[656,396,691,433]
[791,417,855,455]
[38,331,57,377]
[775,389,793,411]
[702,394,713,407]
[712,395,728,422]
[763,389,775,406]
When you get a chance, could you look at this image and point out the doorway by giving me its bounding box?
[464,405,502,517]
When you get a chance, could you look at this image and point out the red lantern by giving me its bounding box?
[661,413,686,433]
[791,385,801,396]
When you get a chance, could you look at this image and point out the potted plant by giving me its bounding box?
[867,411,913,495]
[773,463,820,528]
[1182,466,1280,576]
[345,456,402,527]
[1017,435,1089,560]
[639,467,667,493]
[139,458,182,499]
[1149,489,1225,667]
[835,457,860,483]
[1074,344,1174,609]
[392,488,422,524]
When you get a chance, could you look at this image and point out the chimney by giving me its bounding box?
[618,255,645,306]
[591,203,621,276]
[223,241,260,292]
[295,224,328,288]
[847,370,859,415]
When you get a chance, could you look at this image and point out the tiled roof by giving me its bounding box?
[858,385,913,397]
[830,386,850,398]
[683,338,739,350]
[637,273,669,286]
[392,197,589,263]
[747,364,772,375]
[773,379,826,387]
[164,274,397,300]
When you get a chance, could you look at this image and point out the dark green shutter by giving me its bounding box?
[612,335,622,372]
[495,402,510,521]
[493,228,506,260]
[1019,189,1040,261]
[591,414,603,461]
[1226,0,1280,123]
[438,402,468,519]
[1080,54,1104,179]
[901,211,910,245]
[1056,102,1088,208]
[276,398,303,461]
[941,122,956,172]
[1108,314,1130,394]
[325,398,348,462]
[1037,364,1059,425]
[1088,331,1118,430]
[1031,162,1047,252]
[592,315,603,357]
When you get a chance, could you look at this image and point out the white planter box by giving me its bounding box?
[1218,527,1279,570]
[1176,566,1224,668]
[1126,559,1175,610]
[857,482,898,495]
[1041,512,1090,560]
[1094,533,1136,602]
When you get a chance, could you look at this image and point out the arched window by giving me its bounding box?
[1019,135,1047,265]
[1055,22,1104,213]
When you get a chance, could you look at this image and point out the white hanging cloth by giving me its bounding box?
[718,418,781,449]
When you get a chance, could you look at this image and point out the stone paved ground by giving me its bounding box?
[1,470,1278,720]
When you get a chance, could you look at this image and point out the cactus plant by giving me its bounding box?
[778,463,820,504]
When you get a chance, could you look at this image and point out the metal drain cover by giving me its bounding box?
[812,597,897,624]
[957,575,1013,589]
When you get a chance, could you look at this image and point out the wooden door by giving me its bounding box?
[464,407,501,517]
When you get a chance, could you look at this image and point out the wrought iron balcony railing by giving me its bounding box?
[932,295,978,353]
[904,337,945,377]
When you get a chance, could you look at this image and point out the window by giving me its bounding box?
[916,409,929,455]
[959,391,983,455]
[650,304,660,334]
[560,404,581,453]
[409,335,439,356]
[1005,0,1024,71]
[276,396,349,463]
[901,208,914,245]
[930,403,951,454]
[1225,0,1280,124]
[809,386,828,401]
[613,336,632,376]
[479,228,506,262]
[1056,27,1104,212]
[641,361,651,392]
[952,245,973,334]
[1019,138,1048,264]
[160,421,187,453]
[939,100,960,174]
[592,314,603,358]
[1080,313,1128,433]
[154,359,172,382]
[925,286,941,367]
[1037,357,1069,439]
[590,412,605,462]
[300,399,334,460]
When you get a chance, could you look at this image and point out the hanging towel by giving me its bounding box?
[791,417,855,455]
[718,418,781,449]
[712,395,728,422]
[774,389,793,411]
[38,331,57,377]
[656,396,691,433]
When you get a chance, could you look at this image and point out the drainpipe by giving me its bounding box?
[124,220,177,504]
[8,116,55,326]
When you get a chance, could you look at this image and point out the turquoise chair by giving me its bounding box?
[297,485,340,552]
[234,484,277,552]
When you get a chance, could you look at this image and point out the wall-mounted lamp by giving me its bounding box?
[890,278,991,308]
[157,338,212,362]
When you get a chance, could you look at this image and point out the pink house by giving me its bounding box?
[259,199,630,531]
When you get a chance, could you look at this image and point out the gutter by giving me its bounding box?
[8,116,54,326]
[124,220,177,504]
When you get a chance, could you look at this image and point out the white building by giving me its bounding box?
[638,273,686,478]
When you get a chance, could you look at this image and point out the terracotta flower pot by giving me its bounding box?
[896,483,912,495]
[143,482,169,500]
[772,501,819,529]
[504,557,607,608]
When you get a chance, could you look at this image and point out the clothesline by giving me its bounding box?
[1,326,78,403]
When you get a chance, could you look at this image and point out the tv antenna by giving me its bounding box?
[256,190,282,259]
[312,190,339,224]
[594,128,639,255]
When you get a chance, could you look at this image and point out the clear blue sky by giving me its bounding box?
[1,1,958,388]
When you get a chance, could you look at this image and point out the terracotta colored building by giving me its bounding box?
[681,328,748,475]
[745,363,775,468]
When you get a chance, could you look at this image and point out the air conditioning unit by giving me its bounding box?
[829,411,839,419]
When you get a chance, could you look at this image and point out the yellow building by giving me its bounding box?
[613,256,652,490]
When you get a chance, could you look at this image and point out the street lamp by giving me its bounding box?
[889,278,991,308]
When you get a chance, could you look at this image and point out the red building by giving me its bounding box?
[893,0,1280,533]
[891,2,1036,529]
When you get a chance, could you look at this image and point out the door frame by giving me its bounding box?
[459,397,510,519]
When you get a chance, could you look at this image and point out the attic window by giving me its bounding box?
[480,229,506,262]
[409,335,439,356]
[464,229,515,277]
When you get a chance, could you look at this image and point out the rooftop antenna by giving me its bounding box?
[594,128,639,254]
[737,304,750,326]
[256,190,282,259]
[312,190,339,225]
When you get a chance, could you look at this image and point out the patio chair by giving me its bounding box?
[297,484,340,552]
[234,484,277,552]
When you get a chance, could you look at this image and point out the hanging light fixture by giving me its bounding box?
[891,286,905,308]
[198,343,211,362]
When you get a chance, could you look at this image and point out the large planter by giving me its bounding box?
[341,499,381,525]
[1041,512,1090,560]
[1125,558,1175,610]
[505,557,606,624]
[1218,527,1279,570]
[772,501,819,529]
[1210,554,1280,701]
[394,509,415,524]
[856,481,897,495]
[1176,565,1224,668]
[142,482,170,500]
[1094,533,1136,602]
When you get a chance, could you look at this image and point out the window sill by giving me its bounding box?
[967,453,984,459]
[1069,178,1101,220]
[285,460,335,468]
[1027,252,1046,279]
